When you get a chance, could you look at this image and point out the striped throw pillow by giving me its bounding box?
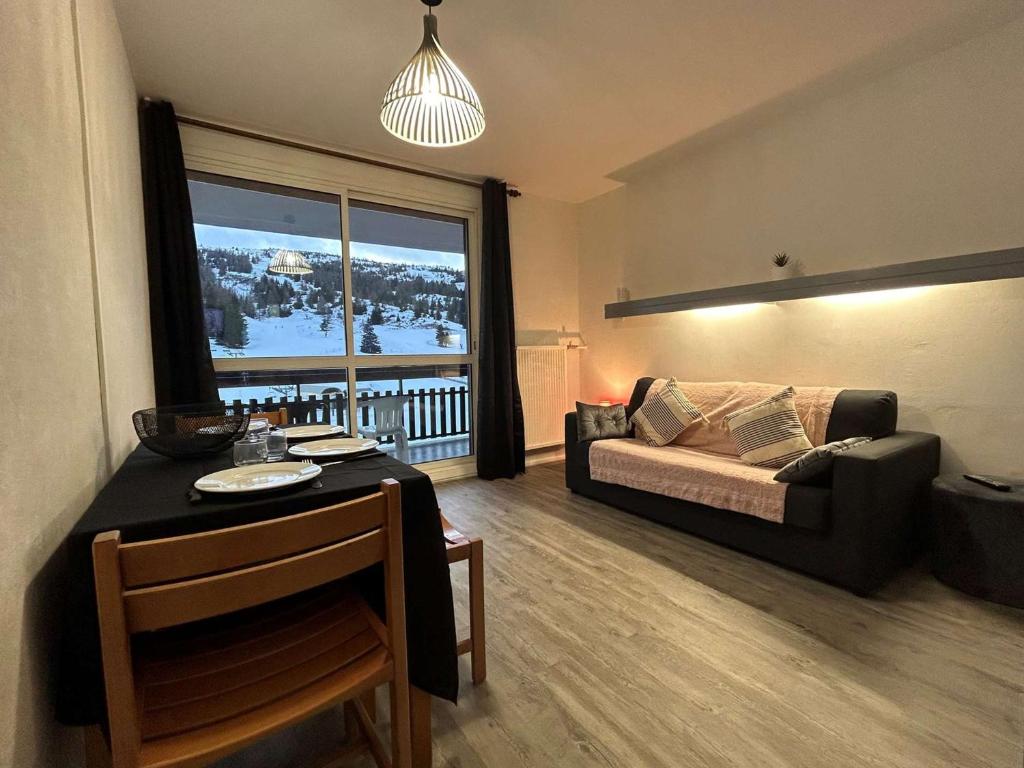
[725,386,813,468]
[632,378,707,447]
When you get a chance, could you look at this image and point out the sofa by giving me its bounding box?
[565,378,941,595]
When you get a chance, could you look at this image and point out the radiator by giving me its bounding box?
[516,346,568,450]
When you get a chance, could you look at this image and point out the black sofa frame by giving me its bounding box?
[565,400,940,595]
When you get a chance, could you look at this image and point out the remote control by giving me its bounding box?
[963,474,1012,492]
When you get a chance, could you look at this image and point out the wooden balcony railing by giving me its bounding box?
[223,386,471,445]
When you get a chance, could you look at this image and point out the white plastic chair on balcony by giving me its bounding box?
[360,395,412,452]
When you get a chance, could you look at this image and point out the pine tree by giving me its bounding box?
[435,323,449,347]
[360,318,382,354]
[222,299,249,349]
[319,312,332,337]
[240,295,256,318]
[369,303,385,325]
[293,296,304,310]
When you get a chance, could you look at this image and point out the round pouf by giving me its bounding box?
[930,474,1024,608]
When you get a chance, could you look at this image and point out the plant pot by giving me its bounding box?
[771,262,799,281]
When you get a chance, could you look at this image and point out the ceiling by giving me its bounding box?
[114,0,1020,203]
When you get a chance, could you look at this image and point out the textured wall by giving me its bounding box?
[77,0,154,466]
[0,1,151,765]
[577,18,1024,475]
[509,193,582,411]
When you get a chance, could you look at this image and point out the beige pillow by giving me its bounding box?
[632,378,707,447]
[725,386,813,468]
[671,381,841,454]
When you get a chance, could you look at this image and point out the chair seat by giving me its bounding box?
[133,583,392,768]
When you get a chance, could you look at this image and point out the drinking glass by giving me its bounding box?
[233,435,268,466]
[266,430,287,462]
[247,418,270,439]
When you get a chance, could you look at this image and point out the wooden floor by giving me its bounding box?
[214,462,1024,768]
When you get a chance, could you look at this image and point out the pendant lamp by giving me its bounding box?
[380,0,485,147]
[268,249,313,275]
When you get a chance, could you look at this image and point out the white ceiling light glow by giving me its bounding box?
[380,0,485,148]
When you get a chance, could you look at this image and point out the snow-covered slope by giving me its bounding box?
[198,245,467,358]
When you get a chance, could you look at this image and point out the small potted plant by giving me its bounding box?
[771,251,798,280]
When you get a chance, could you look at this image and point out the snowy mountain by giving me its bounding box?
[197,245,467,358]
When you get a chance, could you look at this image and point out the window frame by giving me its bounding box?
[182,125,481,480]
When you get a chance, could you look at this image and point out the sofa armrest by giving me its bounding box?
[830,430,941,592]
[565,412,585,489]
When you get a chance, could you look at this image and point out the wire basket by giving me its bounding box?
[132,404,250,459]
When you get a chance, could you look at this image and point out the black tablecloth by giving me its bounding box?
[56,445,458,726]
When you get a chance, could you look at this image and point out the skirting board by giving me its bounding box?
[605,246,1024,318]
[426,446,565,485]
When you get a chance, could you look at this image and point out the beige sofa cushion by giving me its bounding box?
[646,380,841,455]
[632,378,707,446]
[589,439,788,523]
[724,386,814,468]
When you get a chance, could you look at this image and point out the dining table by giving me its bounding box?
[56,441,458,767]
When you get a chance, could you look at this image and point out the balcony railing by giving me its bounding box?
[221,386,471,446]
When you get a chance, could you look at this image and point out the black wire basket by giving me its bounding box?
[132,403,250,459]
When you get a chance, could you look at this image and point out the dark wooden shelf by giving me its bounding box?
[605,246,1024,318]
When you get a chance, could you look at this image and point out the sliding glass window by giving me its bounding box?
[188,172,345,359]
[349,200,469,356]
[187,171,474,467]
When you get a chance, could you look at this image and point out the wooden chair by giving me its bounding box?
[91,480,410,768]
[250,406,288,426]
[440,513,486,684]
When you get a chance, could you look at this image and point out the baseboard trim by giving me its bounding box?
[424,445,565,485]
[526,447,565,467]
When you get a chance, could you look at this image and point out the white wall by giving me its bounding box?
[0,1,152,765]
[77,0,154,466]
[509,193,582,412]
[577,18,1024,475]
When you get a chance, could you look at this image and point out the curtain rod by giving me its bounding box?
[175,115,519,196]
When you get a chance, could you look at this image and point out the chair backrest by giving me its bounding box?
[371,396,410,432]
[251,406,288,426]
[92,479,405,762]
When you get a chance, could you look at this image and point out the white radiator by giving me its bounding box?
[516,345,568,450]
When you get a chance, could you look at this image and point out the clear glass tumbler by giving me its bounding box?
[266,430,287,462]
[247,418,270,439]
[233,435,268,466]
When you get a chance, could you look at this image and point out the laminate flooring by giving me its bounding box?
[215,462,1024,768]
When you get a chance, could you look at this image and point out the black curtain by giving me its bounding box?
[139,99,218,406]
[476,179,526,479]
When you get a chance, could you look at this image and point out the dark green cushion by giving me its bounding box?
[576,402,628,441]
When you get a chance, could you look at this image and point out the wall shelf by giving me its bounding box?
[604,246,1024,319]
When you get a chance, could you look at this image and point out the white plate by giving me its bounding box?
[288,438,379,458]
[194,461,322,494]
[279,423,348,439]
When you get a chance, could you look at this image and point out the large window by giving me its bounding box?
[188,172,345,359]
[349,201,468,356]
[188,171,475,467]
